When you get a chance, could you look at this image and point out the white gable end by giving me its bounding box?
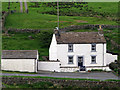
[49,34,57,60]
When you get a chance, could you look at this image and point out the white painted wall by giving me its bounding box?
[105,53,117,65]
[38,61,60,72]
[1,59,36,72]
[49,34,57,61]
[57,43,106,67]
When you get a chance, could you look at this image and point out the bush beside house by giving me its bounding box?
[109,60,120,75]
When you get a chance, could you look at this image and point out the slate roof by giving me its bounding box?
[55,32,106,44]
[2,50,38,59]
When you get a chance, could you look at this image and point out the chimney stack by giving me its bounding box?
[98,25,103,36]
[54,27,60,36]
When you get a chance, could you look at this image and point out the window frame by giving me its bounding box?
[91,56,97,64]
[68,56,74,64]
[91,43,96,52]
[68,44,73,52]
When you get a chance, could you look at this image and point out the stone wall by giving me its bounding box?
[60,25,119,32]
[2,12,9,28]
[5,24,119,33]
[8,28,41,33]
[2,76,119,88]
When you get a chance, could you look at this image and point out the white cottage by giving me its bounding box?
[49,27,117,72]
[1,50,38,72]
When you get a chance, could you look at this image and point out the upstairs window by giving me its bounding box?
[91,44,96,52]
[68,56,73,64]
[68,44,73,52]
[91,56,96,64]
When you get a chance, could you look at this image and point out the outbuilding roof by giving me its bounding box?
[2,50,38,59]
[55,32,106,44]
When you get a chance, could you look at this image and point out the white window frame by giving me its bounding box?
[68,44,73,52]
[68,56,74,64]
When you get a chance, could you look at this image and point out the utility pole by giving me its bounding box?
[57,0,59,30]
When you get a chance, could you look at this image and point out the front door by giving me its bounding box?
[78,56,85,71]
[78,56,83,67]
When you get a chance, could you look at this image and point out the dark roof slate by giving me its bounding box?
[2,50,38,59]
[56,32,106,44]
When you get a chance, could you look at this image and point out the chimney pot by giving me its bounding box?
[98,25,103,36]
[54,27,60,36]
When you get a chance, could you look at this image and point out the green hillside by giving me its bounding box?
[2,2,119,60]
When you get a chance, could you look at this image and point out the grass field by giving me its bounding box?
[2,2,118,15]
[4,12,118,29]
[2,2,118,29]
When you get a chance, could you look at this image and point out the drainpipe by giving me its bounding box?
[103,43,104,67]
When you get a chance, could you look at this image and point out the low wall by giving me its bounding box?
[38,61,60,72]
[60,67,79,72]
[86,66,111,71]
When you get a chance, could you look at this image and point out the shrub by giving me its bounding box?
[91,69,103,72]
[109,62,118,70]
[114,68,118,73]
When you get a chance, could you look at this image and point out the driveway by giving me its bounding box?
[37,71,119,80]
[1,71,119,81]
